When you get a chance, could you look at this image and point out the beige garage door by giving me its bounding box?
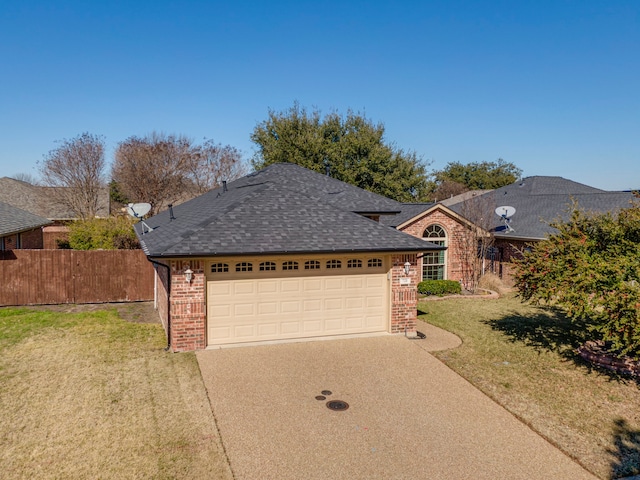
[206,255,389,346]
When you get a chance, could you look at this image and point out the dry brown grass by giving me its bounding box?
[419,294,640,479]
[478,272,511,295]
[0,307,233,480]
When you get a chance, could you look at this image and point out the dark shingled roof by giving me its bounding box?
[0,201,52,236]
[136,163,442,257]
[380,203,436,228]
[447,176,637,240]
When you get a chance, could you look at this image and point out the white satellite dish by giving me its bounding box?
[495,206,516,232]
[126,203,153,234]
[127,203,152,218]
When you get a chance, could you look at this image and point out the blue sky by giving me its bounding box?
[1,0,638,190]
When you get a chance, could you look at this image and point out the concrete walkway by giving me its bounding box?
[197,334,596,480]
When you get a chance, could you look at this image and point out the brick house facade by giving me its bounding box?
[155,253,421,353]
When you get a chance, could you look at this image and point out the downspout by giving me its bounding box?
[146,257,172,351]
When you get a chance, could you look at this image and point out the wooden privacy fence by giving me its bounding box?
[0,250,155,306]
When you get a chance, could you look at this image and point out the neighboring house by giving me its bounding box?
[0,177,110,248]
[0,201,52,250]
[384,176,637,285]
[135,163,444,352]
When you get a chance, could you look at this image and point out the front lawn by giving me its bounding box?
[419,294,640,480]
[0,307,233,480]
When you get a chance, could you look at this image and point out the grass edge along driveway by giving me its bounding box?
[0,307,233,480]
[418,294,640,480]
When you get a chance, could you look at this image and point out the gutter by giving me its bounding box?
[145,256,172,351]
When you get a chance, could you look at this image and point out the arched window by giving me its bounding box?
[259,261,276,271]
[422,224,446,280]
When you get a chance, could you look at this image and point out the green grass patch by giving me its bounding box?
[419,293,640,480]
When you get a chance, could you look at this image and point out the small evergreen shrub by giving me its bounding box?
[417,279,462,296]
[68,217,140,250]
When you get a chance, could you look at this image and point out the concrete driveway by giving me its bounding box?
[197,333,596,480]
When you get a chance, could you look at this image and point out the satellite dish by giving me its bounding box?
[126,203,154,234]
[495,206,516,233]
[127,203,151,218]
[495,206,516,219]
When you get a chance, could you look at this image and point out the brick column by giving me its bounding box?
[390,254,419,336]
[169,260,206,352]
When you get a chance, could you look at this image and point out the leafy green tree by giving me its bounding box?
[251,103,431,202]
[514,201,640,356]
[68,217,140,250]
[431,159,522,192]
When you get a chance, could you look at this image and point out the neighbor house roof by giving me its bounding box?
[0,177,110,220]
[0,201,52,236]
[136,163,443,257]
[447,176,637,240]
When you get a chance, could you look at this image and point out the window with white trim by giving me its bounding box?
[422,224,446,280]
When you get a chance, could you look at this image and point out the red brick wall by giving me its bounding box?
[399,209,468,282]
[1,234,18,250]
[43,225,70,249]
[21,229,44,249]
[493,239,532,286]
[169,260,206,352]
[390,253,419,336]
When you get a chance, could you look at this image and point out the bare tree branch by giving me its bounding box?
[39,133,106,219]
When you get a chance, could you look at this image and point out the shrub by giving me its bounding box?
[514,202,640,356]
[418,279,462,296]
[68,216,140,250]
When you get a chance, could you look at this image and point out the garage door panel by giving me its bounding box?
[208,271,388,346]
[258,302,278,315]
[324,278,344,290]
[281,301,300,313]
[258,323,278,336]
[303,320,323,333]
[281,321,301,334]
[234,304,255,316]
[258,281,278,294]
[303,279,322,291]
[234,282,255,295]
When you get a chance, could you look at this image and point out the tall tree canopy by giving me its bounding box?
[112,132,244,215]
[39,132,106,219]
[514,201,640,356]
[251,103,431,202]
[430,159,522,198]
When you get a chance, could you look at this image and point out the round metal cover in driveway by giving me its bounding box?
[326,400,349,411]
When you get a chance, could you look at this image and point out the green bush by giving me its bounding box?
[417,280,462,296]
[68,217,140,250]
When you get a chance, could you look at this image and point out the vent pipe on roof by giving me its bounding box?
[222,180,228,192]
[168,204,176,221]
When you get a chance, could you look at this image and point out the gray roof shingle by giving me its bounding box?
[0,201,52,236]
[447,176,636,240]
[137,163,441,257]
[0,177,110,220]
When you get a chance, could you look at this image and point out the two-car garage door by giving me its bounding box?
[206,255,389,346]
